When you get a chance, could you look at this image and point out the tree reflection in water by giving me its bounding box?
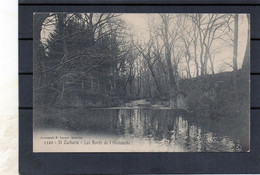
[35,108,246,152]
[99,108,243,152]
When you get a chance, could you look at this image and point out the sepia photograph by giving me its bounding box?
[33,13,250,152]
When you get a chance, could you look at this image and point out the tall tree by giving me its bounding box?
[159,14,179,107]
[233,14,238,71]
[242,14,250,73]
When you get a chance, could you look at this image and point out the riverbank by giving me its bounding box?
[180,70,249,119]
[35,70,249,122]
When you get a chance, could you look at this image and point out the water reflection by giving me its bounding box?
[43,108,246,152]
[119,109,241,152]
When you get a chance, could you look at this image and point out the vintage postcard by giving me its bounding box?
[33,13,250,152]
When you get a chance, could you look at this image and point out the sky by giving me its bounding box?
[41,13,249,75]
[120,13,249,74]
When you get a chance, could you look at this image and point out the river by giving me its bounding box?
[33,107,249,152]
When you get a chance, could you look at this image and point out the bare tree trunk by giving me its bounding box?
[233,14,239,71]
[160,14,178,108]
[137,48,162,97]
[184,48,192,78]
[200,50,205,76]
[204,46,211,75]
[57,14,68,109]
[193,41,199,77]
[209,54,215,74]
[242,14,250,72]
[232,14,239,100]
[186,59,192,79]
[146,61,162,96]
[199,32,205,76]
[192,20,200,77]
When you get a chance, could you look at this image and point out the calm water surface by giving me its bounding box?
[35,108,249,152]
